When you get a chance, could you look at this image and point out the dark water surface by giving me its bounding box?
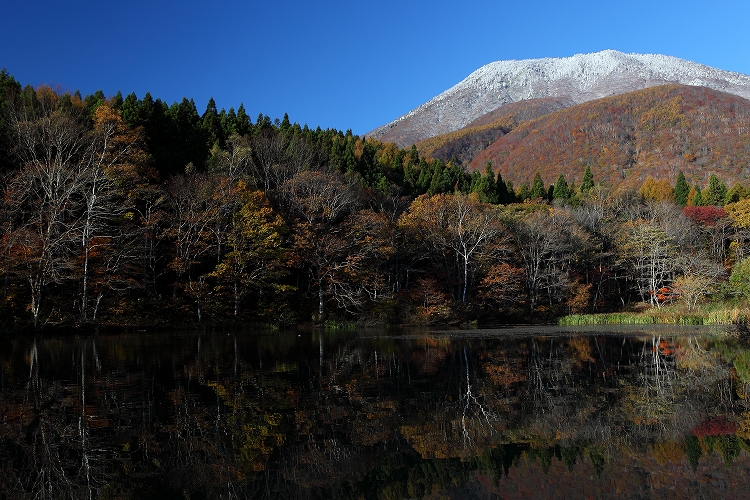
[2,325,750,499]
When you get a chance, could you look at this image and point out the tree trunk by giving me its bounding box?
[81,244,90,324]
[318,286,325,322]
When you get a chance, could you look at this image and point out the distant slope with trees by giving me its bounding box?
[468,85,750,191]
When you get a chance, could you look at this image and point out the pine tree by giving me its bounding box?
[235,104,252,136]
[505,180,516,203]
[496,170,510,204]
[470,162,499,203]
[674,170,690,206]
[705,173,727,206]
[553,174,570,200]
[691,186,704,206]
[202,97,224,148]
[517,183,530,201]
[581,165,594,193]
[530,173,546,199]
[111,90,124,111]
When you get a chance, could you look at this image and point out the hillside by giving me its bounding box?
[467,84,750,190]
[368,50,750,147]
[415,97,572,165]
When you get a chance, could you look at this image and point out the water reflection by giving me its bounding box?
[2,326,750,498]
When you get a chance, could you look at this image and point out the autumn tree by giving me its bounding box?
[76,104,145,323]
[639,176,674,202]
[618,220,677,308]
[162,172,223,321]
[280,170,360,320]
[672,252,724,311]
[400,193,510,305]
[210,183,288,317]
[513,206,588,314]
[3,87,142,325]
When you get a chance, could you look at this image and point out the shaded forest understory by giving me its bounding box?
[4,71,750,329]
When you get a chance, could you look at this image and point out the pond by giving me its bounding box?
[2,325,750,499]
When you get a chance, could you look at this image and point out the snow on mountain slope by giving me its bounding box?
[368,50,750,147]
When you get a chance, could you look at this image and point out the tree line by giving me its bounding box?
[3,70,750,328]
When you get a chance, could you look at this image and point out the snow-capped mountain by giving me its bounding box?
[367,50,750,147]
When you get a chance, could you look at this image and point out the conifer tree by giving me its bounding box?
[202,97,224,148]
[553,174,570,200]
[505,180,516,203]
[581,165,594,193]
[470,162,499,203]
[235,104,252,136]
[691,186,704,206]
[674,170,690,206]
[496,170,510,204]
[530,173,546,199]
[705,173,727,206]
[517,183,530,201]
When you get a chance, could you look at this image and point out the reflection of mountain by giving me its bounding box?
[1,329,750,498]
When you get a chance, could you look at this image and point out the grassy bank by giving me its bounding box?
[559,305,750,326]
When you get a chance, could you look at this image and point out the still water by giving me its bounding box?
[2,325,750,499]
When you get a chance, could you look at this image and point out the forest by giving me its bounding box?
[3,69,750,329]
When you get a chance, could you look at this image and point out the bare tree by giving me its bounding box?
[618,219,677,308]
[514,206,587,314]
[5,88,92,325]
[279,170,359,320]
[399,193,510,304]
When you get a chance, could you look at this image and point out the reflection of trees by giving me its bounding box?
[525,337,605,443]
[3,330,750,498]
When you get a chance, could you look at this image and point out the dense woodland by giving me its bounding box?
[4,70,750,328]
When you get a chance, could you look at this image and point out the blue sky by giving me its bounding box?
[2,1,749,135]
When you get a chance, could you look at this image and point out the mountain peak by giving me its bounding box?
[368,51,750,147]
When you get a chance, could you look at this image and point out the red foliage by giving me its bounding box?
[652,339,680,357]
[682,206,727,226]
[650,286,678,305]
[692,416,738,437]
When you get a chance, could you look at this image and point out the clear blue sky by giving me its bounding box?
[2,0,749,135]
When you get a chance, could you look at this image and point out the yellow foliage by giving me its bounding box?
[639,176,674,201]
[726,198,750,228]
[650,441,685,465]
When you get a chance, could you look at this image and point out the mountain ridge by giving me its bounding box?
[368,50,750,147]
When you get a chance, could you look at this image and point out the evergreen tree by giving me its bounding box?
[581,165,594,193]
[691,186,704,206]
[111,90,124,111]
[121,92,140,126]
[530,173,546,199]
[552,173,570,200]
[705,173,727,206]
[496,170,510,204]
[82,89,105,127]
[517,183,530,201]
[470,162,499,203]
[674,170,690,206]
[505,180,516,203]
[0,68,21,171]
[235,103,252,136]
[202,97,224,148]
[280,112,291,133]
